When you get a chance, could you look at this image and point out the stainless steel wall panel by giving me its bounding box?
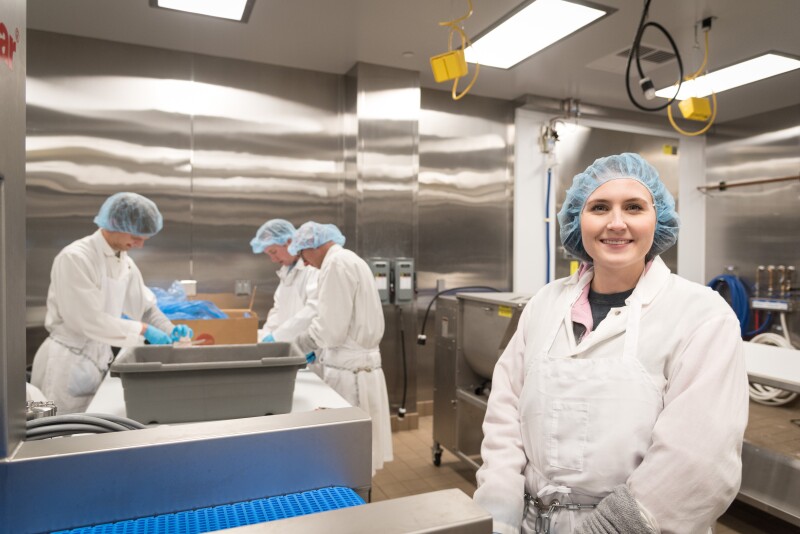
[417,89,514,404]
[552,127,680,279]
[345,63,419,416]
[25,32,346,328]
[0,0,27,459]
[705,105,800,340]
[418,90,514,291]
[190,54,344,314]
[348,63,418,257]
[26,31,194,311]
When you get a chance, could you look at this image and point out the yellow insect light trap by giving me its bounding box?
[678,96,712,121]
[430,48,468,83]
[430,0,479,100]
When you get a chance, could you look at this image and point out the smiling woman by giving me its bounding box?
[473,153,749,534]
[579,180,656,293]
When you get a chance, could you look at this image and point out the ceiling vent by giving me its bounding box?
[587,43,677,74]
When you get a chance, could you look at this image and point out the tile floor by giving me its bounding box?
[374,412,799,533]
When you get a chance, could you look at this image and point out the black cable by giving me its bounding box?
[398,306,408,419]
[624,0,684,112]
[417,286,502,344]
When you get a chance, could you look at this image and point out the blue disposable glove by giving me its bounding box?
[305,352,316,364]
[262,333,276,343]
[171,324,194,342]
[144,325,171,345]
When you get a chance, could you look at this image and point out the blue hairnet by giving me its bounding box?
[287,222,346,256]
[93,192,163,237]
[557,153,679,263]
[250,219,296,254]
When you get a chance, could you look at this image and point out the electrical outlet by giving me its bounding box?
[235,279,252,295]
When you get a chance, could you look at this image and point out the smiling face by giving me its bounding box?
[264,242,297,266]
[101,230,148,251]
[580,178,656,290]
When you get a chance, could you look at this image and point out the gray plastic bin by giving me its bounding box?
[110,343,306,424]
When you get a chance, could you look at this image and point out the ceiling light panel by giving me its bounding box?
[655,53,800,100]
[465,0,610,69]
[153,0,254,22]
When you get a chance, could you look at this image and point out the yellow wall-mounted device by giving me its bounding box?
[678,97,712,121]
[430,49,468,83]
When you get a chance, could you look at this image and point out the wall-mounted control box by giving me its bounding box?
[393,258,415,303]
[368,258,391,304]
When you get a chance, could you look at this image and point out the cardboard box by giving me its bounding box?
[172,293,259,345]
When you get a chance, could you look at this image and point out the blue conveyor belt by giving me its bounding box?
[53,486,364,534]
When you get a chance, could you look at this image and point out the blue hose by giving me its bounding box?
[545,167,552,284]
[707,274,771,337]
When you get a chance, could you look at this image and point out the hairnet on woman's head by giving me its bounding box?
[557,152,679,263]
[93,192,163,237]
[287,222,346,256]
[250,219,296,254]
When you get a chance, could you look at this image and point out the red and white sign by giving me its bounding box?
[0,22,19,70]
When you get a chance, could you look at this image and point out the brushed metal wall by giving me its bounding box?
[26,31,344,327]
[1,0,27,458]
[552,126,680,279]
[705,104,800,340]
[190,54,343,299]
[417,89,515,404]
[344,63,420,415]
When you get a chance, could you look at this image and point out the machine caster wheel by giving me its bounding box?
[432,443,443,466]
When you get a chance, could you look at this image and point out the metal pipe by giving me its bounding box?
[767,265,776,297]
[697,174,800,192]
[778,266,786,298]
[756,265,765,298]
[786,266,795,297]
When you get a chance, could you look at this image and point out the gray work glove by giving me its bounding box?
[574,485,654,534]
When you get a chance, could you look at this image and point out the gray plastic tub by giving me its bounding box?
[110,343,306,424]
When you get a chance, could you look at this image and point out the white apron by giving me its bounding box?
[32,268,130,414]
[519,290,663,533]
[323,346,393,473]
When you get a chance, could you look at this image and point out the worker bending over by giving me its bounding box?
[31,192,192,414]
[251,218,322,376]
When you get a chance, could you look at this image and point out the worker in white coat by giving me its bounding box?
[289,222,393,473]
[31,193,192,414]
[474,153,748,534]
[250,219,321,375]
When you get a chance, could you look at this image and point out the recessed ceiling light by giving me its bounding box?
[150,0,255,22]
[464,0,611,69]
[655,53,800,100]
[402,51,415,59]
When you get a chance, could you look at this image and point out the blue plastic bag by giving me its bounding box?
[150,281,228,320]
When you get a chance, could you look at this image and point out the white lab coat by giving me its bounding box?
[474,257,748,534]
[31,230,174,414]
[297,244,393,472]
[262,260,319,343]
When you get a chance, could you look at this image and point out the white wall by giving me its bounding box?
[676,136,707,284]
[513,108,553,294]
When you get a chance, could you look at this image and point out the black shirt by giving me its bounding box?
[573,287,634,343]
